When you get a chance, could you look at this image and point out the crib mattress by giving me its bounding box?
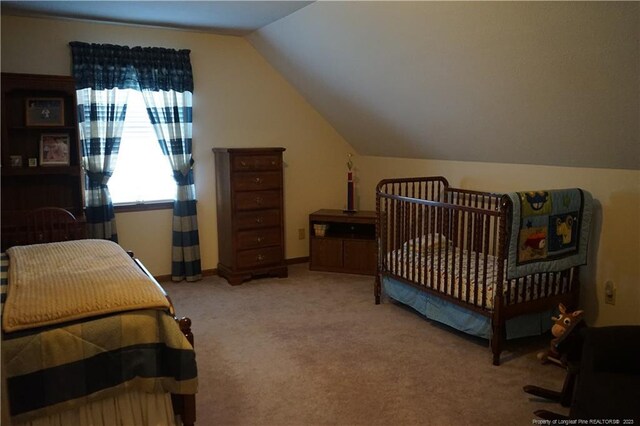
[385,235,563,310]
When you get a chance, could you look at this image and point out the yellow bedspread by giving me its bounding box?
[3,239,170,332]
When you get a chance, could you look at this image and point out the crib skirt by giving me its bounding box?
[383,276,554,339]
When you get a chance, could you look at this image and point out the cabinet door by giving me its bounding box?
[310,238,343,269]
[343,240,377,274]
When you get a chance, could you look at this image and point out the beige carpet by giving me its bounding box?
[162,264,569,425]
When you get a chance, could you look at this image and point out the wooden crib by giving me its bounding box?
[375,176,581,365]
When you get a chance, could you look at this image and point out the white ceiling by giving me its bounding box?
[0,1,313,36]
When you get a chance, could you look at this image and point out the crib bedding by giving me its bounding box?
[376,177,584,365]
[386,237,500,309]
[385,235,564,310]
[1,252,198,424]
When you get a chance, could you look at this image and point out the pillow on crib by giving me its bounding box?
[405,233,451,251]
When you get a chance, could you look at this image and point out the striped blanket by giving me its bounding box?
[1,251,198,423]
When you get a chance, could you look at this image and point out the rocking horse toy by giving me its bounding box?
[523,303,586,413]
[537,303,585,365]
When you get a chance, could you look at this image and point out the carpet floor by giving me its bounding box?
[162,263,569,425]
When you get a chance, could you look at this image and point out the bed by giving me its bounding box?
[375,176,592,365]
[1,238,197,425]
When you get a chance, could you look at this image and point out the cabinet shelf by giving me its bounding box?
[2,166,81,177]
[1,72,85,251]
[8,126,77,131]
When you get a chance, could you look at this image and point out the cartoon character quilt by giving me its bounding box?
[506,189,593,279]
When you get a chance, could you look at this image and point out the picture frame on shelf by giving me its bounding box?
[10,155,22,167]
[25,97,64,127]
[28,157,38,167]
[39,134,70,166]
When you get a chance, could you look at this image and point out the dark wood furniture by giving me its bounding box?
[376,177,582,365]
[212,147,288,285]
[309,209,377,275]
[525,326,640,422]
[1,73,85,250]
[24,207,85,245]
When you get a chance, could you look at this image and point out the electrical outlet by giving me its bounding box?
[298,228,306,240]
[604,280,616,305]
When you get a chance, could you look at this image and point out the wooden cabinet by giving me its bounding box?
[212,147,288,285]
[1,73,85,250]
[309,209,377,275]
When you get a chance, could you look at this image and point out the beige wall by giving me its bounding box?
[2,15,638,327]
[356,156,640,327]
[1,15,354,274]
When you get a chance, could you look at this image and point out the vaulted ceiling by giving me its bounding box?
[248,2,639,170]
[2,1,638,169]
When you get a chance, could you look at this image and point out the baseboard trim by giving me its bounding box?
[287,256,309,265]
[202,268,218,277]
[155,259,308,283]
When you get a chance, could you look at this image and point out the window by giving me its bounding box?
[108,90,176,205]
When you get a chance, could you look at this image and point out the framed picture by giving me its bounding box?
[40,134,70,166]
[25,98,65,127]
[28,157,38,167]
[10,155,23,167]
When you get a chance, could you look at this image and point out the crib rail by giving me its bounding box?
[376,177,506,313]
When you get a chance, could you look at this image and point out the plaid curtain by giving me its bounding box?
[70,42,138,241]
[70,42,202,281]
[136,47,202,282]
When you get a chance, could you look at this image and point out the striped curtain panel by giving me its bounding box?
[137,48,202,282]
[70,42,138,241]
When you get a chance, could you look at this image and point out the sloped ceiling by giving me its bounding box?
[2,1,638,169]
[0,1,313,36]
[248,2,639,170]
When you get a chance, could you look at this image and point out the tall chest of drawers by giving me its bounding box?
[212,147,288,285]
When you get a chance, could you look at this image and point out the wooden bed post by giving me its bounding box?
[490,195,511,366]
[569,270,581,311]
[175,317,196,426]
[490,311,505,366]
[375,180,383,304]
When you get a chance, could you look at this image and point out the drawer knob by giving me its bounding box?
[254,177,262,184]
[271,160,277,166]
[255,217,264,224]
[256,236,264,243]
[257,254,265,261]
[240,160,247,167]
[255,196,263,205]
